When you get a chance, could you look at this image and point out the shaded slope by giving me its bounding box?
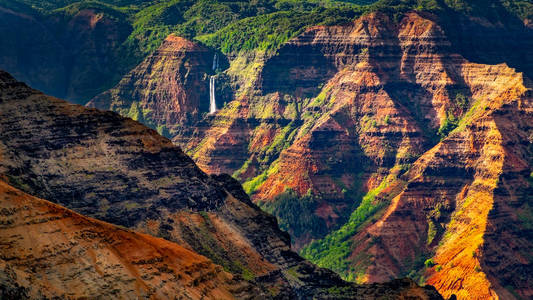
[88,34,216,138]
[0,70,443,299]
[0,179,252,299]
[0,2,132,102]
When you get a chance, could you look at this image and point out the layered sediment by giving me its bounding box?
[0,70,443,299]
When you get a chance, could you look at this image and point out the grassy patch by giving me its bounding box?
[300,174,402,279]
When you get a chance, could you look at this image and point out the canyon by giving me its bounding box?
[90,5,532,300]
[0,69,443,299]
[0,0,531,299]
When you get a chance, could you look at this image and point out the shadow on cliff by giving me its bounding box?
[435,2,533,81]
[482,91,533,298]
[369,24,442,151]
[260,36,338,99]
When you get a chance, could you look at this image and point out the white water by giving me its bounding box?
[209,76,216,114]
[209,54,218,114]
[212,53,218,71]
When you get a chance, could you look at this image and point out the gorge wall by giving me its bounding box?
[0,70,443,299]
[92,9,533,299]
[0,3,131,103]
[88,34,216,138]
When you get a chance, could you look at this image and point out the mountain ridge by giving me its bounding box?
[1,1,532,299]
[87,7,532,299]
[0,69,444,299]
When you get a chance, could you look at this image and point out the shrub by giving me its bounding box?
[437,113,459,139]
[424,258,436,268]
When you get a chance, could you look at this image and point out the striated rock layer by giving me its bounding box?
[163,10,532,300]
[0,70,443,299]
[88,34,215,138]
[0,179,251,299]
[298,11,533,300]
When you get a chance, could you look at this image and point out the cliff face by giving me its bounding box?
[163,11,532,299]
[0,179,251,299]
[344,67,532,299]
[295,12,533,300]
[88,34,215,138]
[0,70,443,299]
[0,5,131,103]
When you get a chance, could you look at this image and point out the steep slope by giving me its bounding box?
[88,34,215,138]
[308,62,533,299]
[299,12,533,300]
[0,4,66,98]
[0,70,443,299]
[0,179,252,299]
[160,9,532,299]
[172,8,532,250]
[0,2,131,102]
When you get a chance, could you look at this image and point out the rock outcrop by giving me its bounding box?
[295,11,533,300]
[164,10,532,299]
[0,179,252,299]
[0,69,443,299]
[88,34,215,138]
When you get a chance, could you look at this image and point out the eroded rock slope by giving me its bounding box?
[0,70,443,299]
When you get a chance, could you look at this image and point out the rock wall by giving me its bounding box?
[0,70,443,299]
[88,35,215,138]
[168,11,532,299]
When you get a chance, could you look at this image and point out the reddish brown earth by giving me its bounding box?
[0,70,444,299]
[295,12,532,300]
[88,34,215,138]
[166,11,530,299]
[0,179,251,299]
[78,6,532,299]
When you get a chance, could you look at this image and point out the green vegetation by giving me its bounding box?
[259,188,328,239]
[242,169,269,194]
[437,111,459,139]
[198,6,366,55]
[261,123,299,163]
[300,175,400,279]
[427,219,437,245]
[424,258,436,268]
[383,114,390,125]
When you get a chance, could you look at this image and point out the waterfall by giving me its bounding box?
[209,53,218,114]
[209,76,216,114]
[212,53,218,71]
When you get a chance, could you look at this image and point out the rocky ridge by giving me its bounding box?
[0,179,252,299]
[166,10,531,299]
[88,34,216,138]
[0,70,443,299]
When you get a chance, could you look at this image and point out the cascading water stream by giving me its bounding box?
[209,53,218,114]
[209,76,216,114]
[212,53,218,71]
